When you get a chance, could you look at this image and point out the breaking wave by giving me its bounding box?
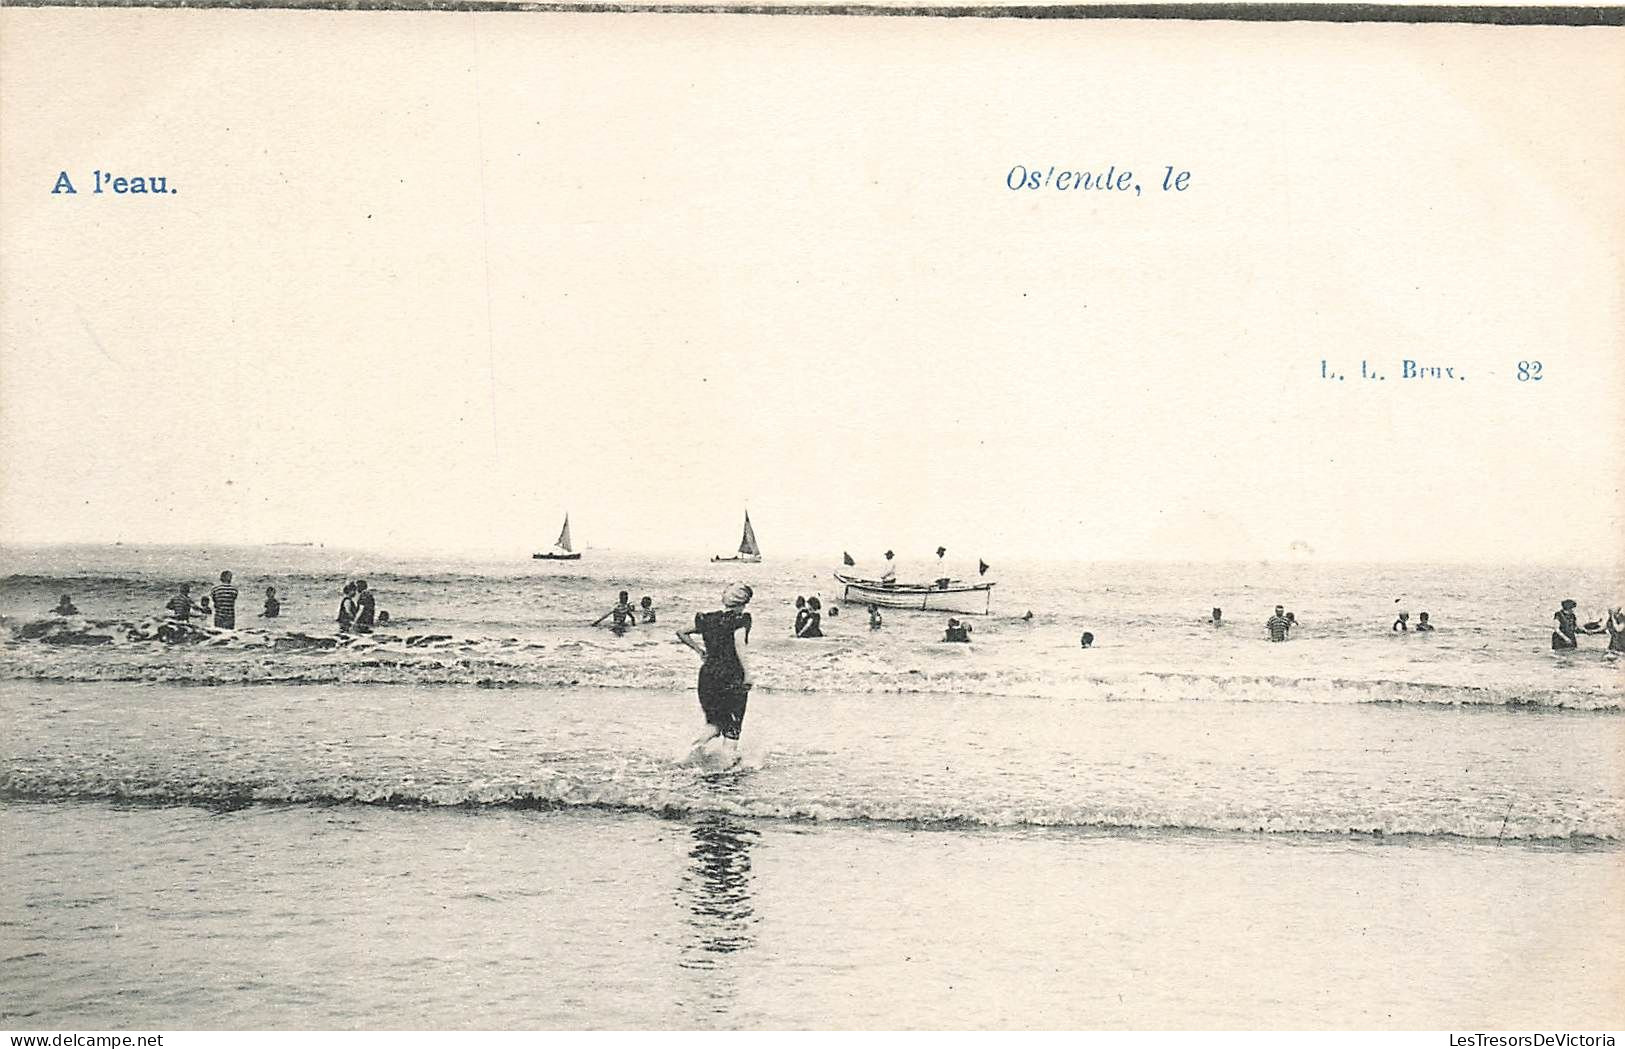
[0,770,1614,845]
[1,614,1618,710]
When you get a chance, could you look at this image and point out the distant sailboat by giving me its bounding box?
[533,515,582,560]
[712,511,762,563]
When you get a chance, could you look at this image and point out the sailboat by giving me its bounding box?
[711,511,762,563]
[532,515,582,561]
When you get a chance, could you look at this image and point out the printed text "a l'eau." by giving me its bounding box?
[51,171,175,196]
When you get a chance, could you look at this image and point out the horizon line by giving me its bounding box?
[0,539,1616,572]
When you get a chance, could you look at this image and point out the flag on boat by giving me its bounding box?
[842,552,856,566]
[978,559,990,576]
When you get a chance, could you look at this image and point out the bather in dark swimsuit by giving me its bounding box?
[696,608,752,740]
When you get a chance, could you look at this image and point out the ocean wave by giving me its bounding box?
[0,772,1614,846]
[0,654,1617,712]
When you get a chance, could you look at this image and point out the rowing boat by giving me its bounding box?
[834,571,994,614]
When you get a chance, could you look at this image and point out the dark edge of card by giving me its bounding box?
[1,0,1621,25]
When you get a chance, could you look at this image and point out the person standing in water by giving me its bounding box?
[594,590,638,633]
[868,604,883,630]
[209,571,239,630]
[1552,599,1581,650]
[166,583,201,621]
[796,596,824,638]
[1415,612,1435,632]
[639,596,656,624]
[677,583,755,746]
[1210,608,1223,627]
[51,594,80,616]
[261,587,280,618]
[1604,608,1625,658]
[1266,605,1291,642]
[337,583,358,633]
[352,580,377,634]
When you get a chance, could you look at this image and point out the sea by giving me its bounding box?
[1,544,1621,1029]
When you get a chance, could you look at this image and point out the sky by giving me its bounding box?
[1,12,1621,565]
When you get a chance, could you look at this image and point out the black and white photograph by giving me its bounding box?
[1,2,1621,1032]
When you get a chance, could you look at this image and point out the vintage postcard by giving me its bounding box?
[1,2,1621,1033]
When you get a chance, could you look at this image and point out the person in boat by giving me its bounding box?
[337,582,358,633]
[943,618,971,643]
[868,604,883,630]
[797,597,824,638]
[1393,611,1410,632]
[793,596,808,636]
[1210,607,1223,627]
[880,551,898,587]
[639,596,656,625]
[1079,631,1094,649]
[261,586,280,618]
[1415,611,1435,632]
[165,584,202,621]
[51,594,80,616]
[1266,605,1291,642]
[677,582,755,746]
[594,590,639,633]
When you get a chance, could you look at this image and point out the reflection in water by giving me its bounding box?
[676,813,761,1023]
[679,814,758,965]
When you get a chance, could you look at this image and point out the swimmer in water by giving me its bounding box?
[639,596,656,625]
[51,594,79,616]
[594,590,639,633]
[1211,607,1223,627]
[793,596,808,636]
[1393,612,1410,632]
[868,604,883,630]
[677,582,755,747]
[943,618,971,643]
[376,611,392,627]
[261,586,280,618]
[1415,611,1434,632]
[1080,631,1094,649]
